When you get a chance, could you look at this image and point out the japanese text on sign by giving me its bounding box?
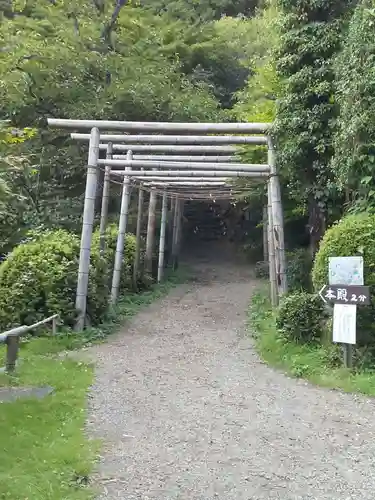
[324,287,368,304]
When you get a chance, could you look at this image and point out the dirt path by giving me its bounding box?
[87,255,375,500]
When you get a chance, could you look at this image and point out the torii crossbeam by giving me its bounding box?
[48,119,286,330]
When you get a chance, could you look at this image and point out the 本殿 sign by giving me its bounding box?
[319,284,370,305]
[322,256,369,366]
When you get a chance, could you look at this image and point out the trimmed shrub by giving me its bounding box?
[276,292,325,344]
[92,224,142,291]
[312,213,375,363]
[286,248,312,292]
[0,229,108,330]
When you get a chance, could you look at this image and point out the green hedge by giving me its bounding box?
[0,226,143,331]
[0,229,108,330]
[92,224,137,291]
[276,291,325,344]
[312,213,375,364]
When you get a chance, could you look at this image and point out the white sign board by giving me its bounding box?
[329,257,363,347]
[329,256,364,286]
[332,304,357,344]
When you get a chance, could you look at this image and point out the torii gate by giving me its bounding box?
[48,118,287,330]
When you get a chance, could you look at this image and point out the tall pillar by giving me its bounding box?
[110,150,132,303]
[268,136,287,296]
[133,184,144,290]
[267,182,278,307]
[75,127,100,331]
[157,191,168,282]
[145,189,157,274]
[99,142,113,255]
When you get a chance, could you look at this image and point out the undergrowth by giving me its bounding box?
[248,285,375,397]
[0,267,188,500]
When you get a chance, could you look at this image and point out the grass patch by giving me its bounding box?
[248,284,375,397]
[0,267,188,499]
[0,355,94,500]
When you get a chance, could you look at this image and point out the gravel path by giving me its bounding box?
[87,253,375,500]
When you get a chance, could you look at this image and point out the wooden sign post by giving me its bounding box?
[318,257,369,369]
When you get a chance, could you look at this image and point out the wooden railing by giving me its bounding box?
[0,314,59,373]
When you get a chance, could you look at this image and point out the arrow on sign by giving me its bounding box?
[319,285,328,303]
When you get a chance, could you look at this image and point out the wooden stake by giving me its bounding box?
[5,335,19,373]
[267,182,278,307]
[99,142,113,255]
[268,137,288,296]
[110,150,132,303]
[343,344,353,369]
[52,316,57,336]
[145,188,157,274]
[157,191,168,282]
[75,127,100,331]
[133,184,144,290]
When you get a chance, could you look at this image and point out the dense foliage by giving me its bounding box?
[92,224,141,291]
[286,248,312,292]
[332,0,375,210]
[274,0,352,254]
[0,0,229,255]
[0,230,105,329]
[145,0,260,22]
[276,291,325,343]
[0,225,142,329]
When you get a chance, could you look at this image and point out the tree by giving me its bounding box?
[0,1,225,253]
[274,0,354,254]
[332,0,375,212]
[144,0,260,22]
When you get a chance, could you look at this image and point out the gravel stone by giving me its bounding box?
[86,255,375,500]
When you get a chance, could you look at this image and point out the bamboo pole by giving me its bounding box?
[263,203,268,262]
[71,133,268,145]
[48,118,271,133]
[111,170,269,178]
[110,150,132,304]
[100,144,238,153]
[98,159,269,172]
[75,127,100,331]
[133,184,144,291]
[99,142,113,255]
[157,191,168,282]
[142,182,229,187]
[147,194,241,201]
[175,200,184,269]
[171,196,179,269]
[114,155,237,162]
[145,188,157,274]
[267,182,278,307]
[167,196,175,266]
[268,137,287,296]
[132,176,231,182]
